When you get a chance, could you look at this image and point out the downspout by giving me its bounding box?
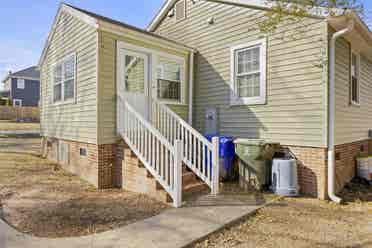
[328,19,354,203]
[188,52,195,125]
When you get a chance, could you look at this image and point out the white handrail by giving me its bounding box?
[152,99,219,194]
[118,97,183,207]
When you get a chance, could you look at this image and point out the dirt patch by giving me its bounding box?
[0,153,168,238]
[194,185,372,248]
[0,120,40,131]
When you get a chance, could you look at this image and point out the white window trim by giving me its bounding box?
[51,53,77,105]
[230,38,267,106]
[17,79,25,89]
[175,0,186,23]
[156,58,185,105]
[350,50,361,106]
[13,99,22,107]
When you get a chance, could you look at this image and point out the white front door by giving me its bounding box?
[118,48,150,119]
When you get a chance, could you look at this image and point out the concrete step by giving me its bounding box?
[123,148,136,158]
[182,171,197,185]
[183,181,209,194]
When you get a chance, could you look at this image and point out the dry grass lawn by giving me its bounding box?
[194,184,372,248]
[0,152,168,238]
[0,120,40,131]
[0,138,41,154]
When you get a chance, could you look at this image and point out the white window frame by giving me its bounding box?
[13,99,22,107]
[175,0,186,22]
[230,38,267,106]
[350,50,360,106]
[17,79,25,89]
[51,53,77,105]
[116,41,187,106]
[156,58,184,104]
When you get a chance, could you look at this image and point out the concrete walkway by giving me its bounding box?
[0,204,261,248]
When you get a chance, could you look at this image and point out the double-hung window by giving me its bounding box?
[17,79,25,89]
[350,51,360,105]
[157,58,183,103]
[230,39,267,105]
[52,54,76,104]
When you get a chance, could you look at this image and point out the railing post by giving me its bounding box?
[173,140,183,208]
[212,137,220,195]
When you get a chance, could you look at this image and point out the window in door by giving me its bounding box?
[124,54,145,93]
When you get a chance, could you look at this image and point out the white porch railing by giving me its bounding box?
[152,100,219,194]
[118,98,183,207]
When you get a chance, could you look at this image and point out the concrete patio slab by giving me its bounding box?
[0,204,261,248]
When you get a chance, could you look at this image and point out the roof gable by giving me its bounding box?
[37,4,98,67]
[38,3,194,67]
[11,66,40,79]
[2,66,40,83]
[147,0,350,31]
[148,0,281,31]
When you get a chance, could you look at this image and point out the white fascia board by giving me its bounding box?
[99,20,195,53]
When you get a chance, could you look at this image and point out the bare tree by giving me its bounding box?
[259,0,365,33]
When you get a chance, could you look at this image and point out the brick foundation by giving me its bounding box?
[285,139,372,199]
[334,140,371,193]
[45,137,115,189]
[44,135,371,200]
[285,145,328,199]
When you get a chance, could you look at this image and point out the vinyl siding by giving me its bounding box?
[40,11,98,144]
[154,0,328,147]
[334,36,372,145]
[11,78,40,107]
[97,30,189,144]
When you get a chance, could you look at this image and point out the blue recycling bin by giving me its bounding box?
[205,135,235,179]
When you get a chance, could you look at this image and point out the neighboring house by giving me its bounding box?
[39,1,372,206]
[1,66,40,107]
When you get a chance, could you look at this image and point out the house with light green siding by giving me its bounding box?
[39,1,372,206]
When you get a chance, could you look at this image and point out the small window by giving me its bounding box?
[80,148,87,156]
[157,58,182,102]
[17,79,25,89]
[175,0,186,22]
[350,52,360,105]
[52,54,76,104]
[230,39,267,105]
[13,99,22,107]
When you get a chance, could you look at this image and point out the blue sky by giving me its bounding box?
[0,0,371,88]
[0,0,163,87]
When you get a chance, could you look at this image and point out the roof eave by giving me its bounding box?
[147,0,331,32]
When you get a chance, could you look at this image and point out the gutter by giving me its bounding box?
[328,19,355,203]
[148,0,178,31]
[188,52,195,125]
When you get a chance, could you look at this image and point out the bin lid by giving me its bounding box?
[234,138,280,146]
[234,138,267,146]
